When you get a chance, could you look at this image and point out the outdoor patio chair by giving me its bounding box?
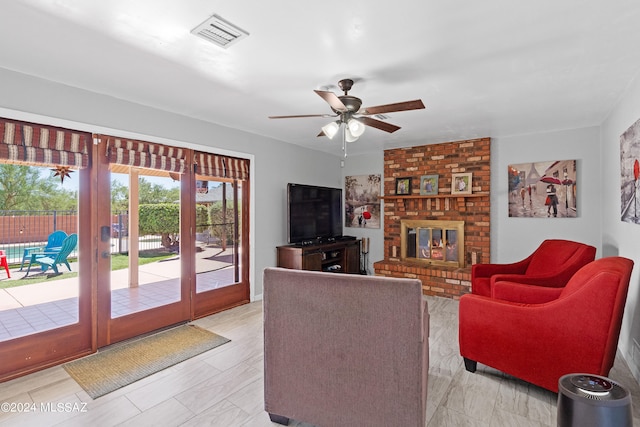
[0,250,10,278]
[19,230,68,271]
[24,233,77,277]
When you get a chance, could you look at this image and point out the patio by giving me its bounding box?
[0,249,236,341]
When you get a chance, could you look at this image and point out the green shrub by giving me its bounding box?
[139,203,207,248]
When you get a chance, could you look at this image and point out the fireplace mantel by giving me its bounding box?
[382,192,490,213]
[380,192,489,201]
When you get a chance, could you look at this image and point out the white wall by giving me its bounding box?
[340,152,385,271]
[255,143,343,298]
[601,73,640,380]
[0,68,342,299]
[491,128,602,262]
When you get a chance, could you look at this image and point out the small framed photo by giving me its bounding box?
[451,173,472,195]
[395,177,412,195]
[419,175,438,196]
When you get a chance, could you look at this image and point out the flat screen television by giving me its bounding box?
[287,183,342,244]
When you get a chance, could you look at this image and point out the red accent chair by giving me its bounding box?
[471,239,596,297]
[459,256,633,392]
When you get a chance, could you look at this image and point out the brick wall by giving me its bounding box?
[374,137,491,298]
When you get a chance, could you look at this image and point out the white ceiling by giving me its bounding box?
[2,1,640,156]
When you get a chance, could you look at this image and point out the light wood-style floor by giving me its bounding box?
[0,296,638,426]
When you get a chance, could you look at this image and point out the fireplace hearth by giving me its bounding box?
[401,220,465,268]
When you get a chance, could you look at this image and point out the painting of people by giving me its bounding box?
[345,174,381,228]
[508,160,577,218]
[621,117,640,224]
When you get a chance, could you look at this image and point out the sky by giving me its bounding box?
[42,167,183,192]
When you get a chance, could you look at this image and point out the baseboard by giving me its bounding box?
[625,344,640,385]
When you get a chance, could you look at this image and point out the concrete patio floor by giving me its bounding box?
[0,248,237,340]
[0,246,235,310]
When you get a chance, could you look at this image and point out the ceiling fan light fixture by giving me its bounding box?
[345,127,359,143]
[347,118,365,137]
[268,79,425,151]
[322,121,340,139]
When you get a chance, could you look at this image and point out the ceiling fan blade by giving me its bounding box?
[360,99,425,115]
[314,90,347,112]
[358,116,401,133]
[269,114,334,119]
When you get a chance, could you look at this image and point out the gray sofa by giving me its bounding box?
[263,267,429,426]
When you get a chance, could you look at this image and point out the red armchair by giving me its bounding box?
[471,239,596,297]
[459,256,633,392]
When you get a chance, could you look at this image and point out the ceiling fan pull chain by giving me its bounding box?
[342,125,348,158]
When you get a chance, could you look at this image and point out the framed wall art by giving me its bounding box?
[345,174,381,228]
[419,175,438,196]
[451,173,472,195]
[621,117,640,224]
[395,177,412,195]
[508,160,577,218]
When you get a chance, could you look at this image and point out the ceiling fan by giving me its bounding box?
[268,78,425,148]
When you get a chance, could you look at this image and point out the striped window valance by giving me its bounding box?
[195,151,249,181]
[0,118,90,168]
[103,136,187,173]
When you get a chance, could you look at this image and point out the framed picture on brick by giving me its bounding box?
[451,173,472,195]
[395,177,412,195]
[420,175,438,195]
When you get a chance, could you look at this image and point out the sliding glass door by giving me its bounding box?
[192,177,250,318]
[96,140,190,347]
[0,121,251,379]
[0,119,93,381]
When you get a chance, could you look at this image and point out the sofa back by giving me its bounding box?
[263,267,428,427]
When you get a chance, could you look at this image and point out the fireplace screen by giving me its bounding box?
[401,220,465,267]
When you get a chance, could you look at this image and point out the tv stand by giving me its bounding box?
[277,240,361,274]
[299,237,336,246]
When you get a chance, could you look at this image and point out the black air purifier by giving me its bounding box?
[557,374,631,427]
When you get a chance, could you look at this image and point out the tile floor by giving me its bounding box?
[0,295,638,426]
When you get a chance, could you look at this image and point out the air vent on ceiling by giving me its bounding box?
[191,14,249,49]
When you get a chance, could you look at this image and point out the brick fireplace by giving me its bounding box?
[401,219,465,267]
[374,137,491,299]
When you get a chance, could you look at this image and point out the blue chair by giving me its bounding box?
[19,230,68,271]
[24,233,77,276]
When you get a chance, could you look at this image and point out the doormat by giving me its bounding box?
[64,324,230,399]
